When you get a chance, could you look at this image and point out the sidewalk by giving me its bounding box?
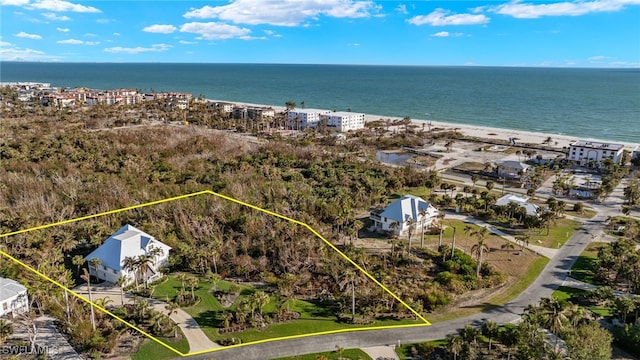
[362,345,400,360]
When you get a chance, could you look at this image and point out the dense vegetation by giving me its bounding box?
[0,99,504,356]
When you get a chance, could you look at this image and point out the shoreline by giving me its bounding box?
[207,98,640,151]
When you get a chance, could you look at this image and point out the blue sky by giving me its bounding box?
[1,0,639,66]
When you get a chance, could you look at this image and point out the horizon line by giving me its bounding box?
[1,60,639,70]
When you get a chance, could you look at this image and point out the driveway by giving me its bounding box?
[72,284,219,353]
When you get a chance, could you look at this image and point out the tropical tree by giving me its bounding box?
[405,217,415,250]
[122,256,140,289]
[481,320,499,352]
[81,267,96,331]
[470,227,490,277]
[447,334,464,360]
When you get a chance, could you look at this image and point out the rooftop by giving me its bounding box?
[571,140,624,151]
[0,277,27,301]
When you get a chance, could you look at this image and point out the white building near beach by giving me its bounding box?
[320,111,365,132]
[495,194,540,216]
[370,195,439,236]
[287,108,331,129]
[0,277,29,317]
[567,140,624,166]
[85,224,171,285]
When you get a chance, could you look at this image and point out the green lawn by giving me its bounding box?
[151,274,424,345]
[495,218,581,249]
[552,286,610,317]
[570,242,605,285]
[131,335,189,360]
[273,348,372,360]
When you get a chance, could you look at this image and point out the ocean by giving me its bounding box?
[1,62,638,143]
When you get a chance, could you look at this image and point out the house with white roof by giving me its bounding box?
[0,277,29,317]
[495,194,540,216]
[370,195,439,236]
[85,224,171,285]
[497,160,530,180]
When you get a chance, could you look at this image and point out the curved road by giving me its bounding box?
[182,214,605,360]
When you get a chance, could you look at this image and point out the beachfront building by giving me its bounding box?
[320,111,366,132]
[495,194,540,216]
[567,140,624,167]
[370,195,439,236]
[0,277,29,317]
[287,108,331,129]
[497,160,530,180]
[85,224,172,285]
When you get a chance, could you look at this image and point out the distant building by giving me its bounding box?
[497,160,530,180]
[320,111,365,132]
[287,108,331,129]
[370,195,439,236]
[495,194,540,216]
[0,278,29,317]
[85,225,172,285]
[567,140,624,166]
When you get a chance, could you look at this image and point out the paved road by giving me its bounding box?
[181,214,603,360]
[11,315,82,360]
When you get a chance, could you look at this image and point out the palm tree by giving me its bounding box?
[450,225,457,260]
[501,241,516,261]
[115,276,127,306]
[389,221,400,237]
[186,275,199,302]
[81,268,96,331]
[122,256,140,289]
[253,291,270,316]
[72,255,85,278]
[137,254,154,289]
[405,217,415,250]
[481,320,499,352]
[447,334,464,360]
[470,227,490,277]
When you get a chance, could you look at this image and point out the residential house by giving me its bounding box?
[85,224,172,285]
[320,111,366,132]
[370,195,439,236]
[497,160,530,180]
[567,140,624,166]
[495,194,540,216]
[0,277,29,317]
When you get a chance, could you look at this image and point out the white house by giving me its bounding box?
[0,277,29,317]
[567,140,624,166]
[85,224,172,285]
[497,160,530,180]
[370,195,439,236]
[495,194,540,216]
[320,111,366,132]
[287,108,331,129]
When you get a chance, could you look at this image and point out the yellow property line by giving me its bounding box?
[0,189,430,358]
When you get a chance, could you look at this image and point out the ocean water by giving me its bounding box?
[1,62,638,143]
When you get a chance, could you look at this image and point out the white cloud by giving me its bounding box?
[96,18,111,24]
[347,42,360,46]
[143,24,177,34]
[180,22,251,40]
[490,0,640,19]
[408,8,490,26]
[0,0,29,6]
[431,31,465,37]
[0,42,60,61]
[179,40,197,44]
[104,43,172,54]
[264,29,282,37]
[56,27,69,32]
[15,31,42,39]
[113,32,120,36]
[432,31,450,37]
[42,12,70,21]
[395,4,408,14]
[183,0,381,26]
[29,0,100,13]
[57,38,99,45]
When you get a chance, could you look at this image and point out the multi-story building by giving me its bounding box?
[287,108,332,129]
[320,111,366,132]
[0,277,29,317]
[567,140,624,166]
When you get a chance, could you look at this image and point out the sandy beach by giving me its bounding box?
[208,99,640,151]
